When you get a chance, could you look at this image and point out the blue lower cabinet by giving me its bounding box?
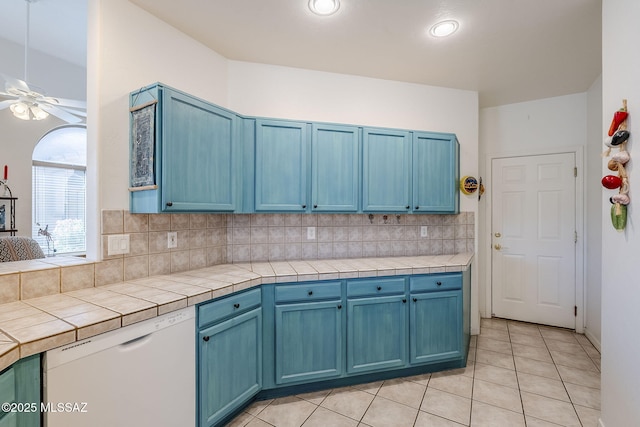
[198,307,262,427]
[274,300,343,385]
[410,290,462,365]
[197,271,468,425]
[0,354,41,427]
[347,295,408,374]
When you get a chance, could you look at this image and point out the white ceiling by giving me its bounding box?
[0,0,601,108]
[129,0,602,107]
[0,0,87,67]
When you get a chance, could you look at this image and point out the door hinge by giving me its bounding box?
[574,306,577,317]
[574,231,578,243]
[574,167,578,177]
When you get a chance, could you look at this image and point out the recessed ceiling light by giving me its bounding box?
[309,0,340,16]
[429,20,459,37]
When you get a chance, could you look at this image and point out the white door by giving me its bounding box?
[491,153,576,329]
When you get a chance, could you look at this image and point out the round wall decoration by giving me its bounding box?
[460,176,479,195]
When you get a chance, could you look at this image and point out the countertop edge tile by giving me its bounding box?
[0,344,19,372]
[0,253,473,365]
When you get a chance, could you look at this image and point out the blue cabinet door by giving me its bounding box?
[410,290,462,364]
[413,132,459,213]
[274,300,343,385]
[362,128,411,212]
[199,307,262,427]
[255,120,309,212]
[311,124,360,212]
[162,89,237,212]
[347,295,408,374]
[0,354,40,427]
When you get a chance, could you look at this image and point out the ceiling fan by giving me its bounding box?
[0,0,86,123]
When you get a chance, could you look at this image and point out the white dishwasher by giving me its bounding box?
[43,306,196,427]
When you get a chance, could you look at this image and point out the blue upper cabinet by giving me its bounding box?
[162,89,237,212]
[311,124,360,212]
[255,120,309,212]
[413,132,459,213]
[129,84,238,213]
[362,128,412,212]
[130,84,460,214]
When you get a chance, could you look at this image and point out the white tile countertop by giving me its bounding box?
[0,253,473,371]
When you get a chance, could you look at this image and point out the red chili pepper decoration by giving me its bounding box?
[602,175,623,189]
[608,109,628,136]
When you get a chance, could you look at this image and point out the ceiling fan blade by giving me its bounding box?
[1,74,30,94]
[38,103,84,124]
[0,91,19,100]
[0,100,15,111]
[41,96,86,109]
[57,106,87,117]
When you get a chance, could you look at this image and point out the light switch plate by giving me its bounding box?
[307,227,316,240]
[107,234,130,255]
[167,232,178,248]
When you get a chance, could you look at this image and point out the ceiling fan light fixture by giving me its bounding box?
[429,20,459,38]
[10,102,28,116]
[30,105,48,120]
[0,0,85,124]
[10,101,33,120]
[309,0,340,16]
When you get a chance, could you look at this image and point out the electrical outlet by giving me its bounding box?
[420,226,428,238]
[107,234,130,255]
[167,232,178,248]
[307,226,316,240]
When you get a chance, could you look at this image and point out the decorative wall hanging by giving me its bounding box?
[129,99,157,189]
[460,176,479,195]
[603,99,630,230]
[459,175,485,201]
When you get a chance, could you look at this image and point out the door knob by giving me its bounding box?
[494,244,502,250]
[494,232,501,238]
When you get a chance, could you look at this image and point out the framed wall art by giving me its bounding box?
[130,100,157,189]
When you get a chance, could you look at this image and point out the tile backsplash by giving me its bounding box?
[101,211,227,282]
[226,213,474,263]
[100,210,474,281]
[0,211,474,305]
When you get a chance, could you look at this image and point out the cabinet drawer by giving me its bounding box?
[410,273,461,293]
[0,366,15,409]
[347,277,405,297]
[199,288,261,327]
[275,281,342,303]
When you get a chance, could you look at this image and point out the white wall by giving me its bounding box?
[0,37,86,236]
[478,94,589,323]
[601,0,640,425]
[585,76,602,349]
[93,0,229,208]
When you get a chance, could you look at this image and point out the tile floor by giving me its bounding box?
[225,318,601,427]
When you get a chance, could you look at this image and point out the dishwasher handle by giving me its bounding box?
[118,333,152,351]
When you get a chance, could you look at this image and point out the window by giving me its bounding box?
[32,125,87,256]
